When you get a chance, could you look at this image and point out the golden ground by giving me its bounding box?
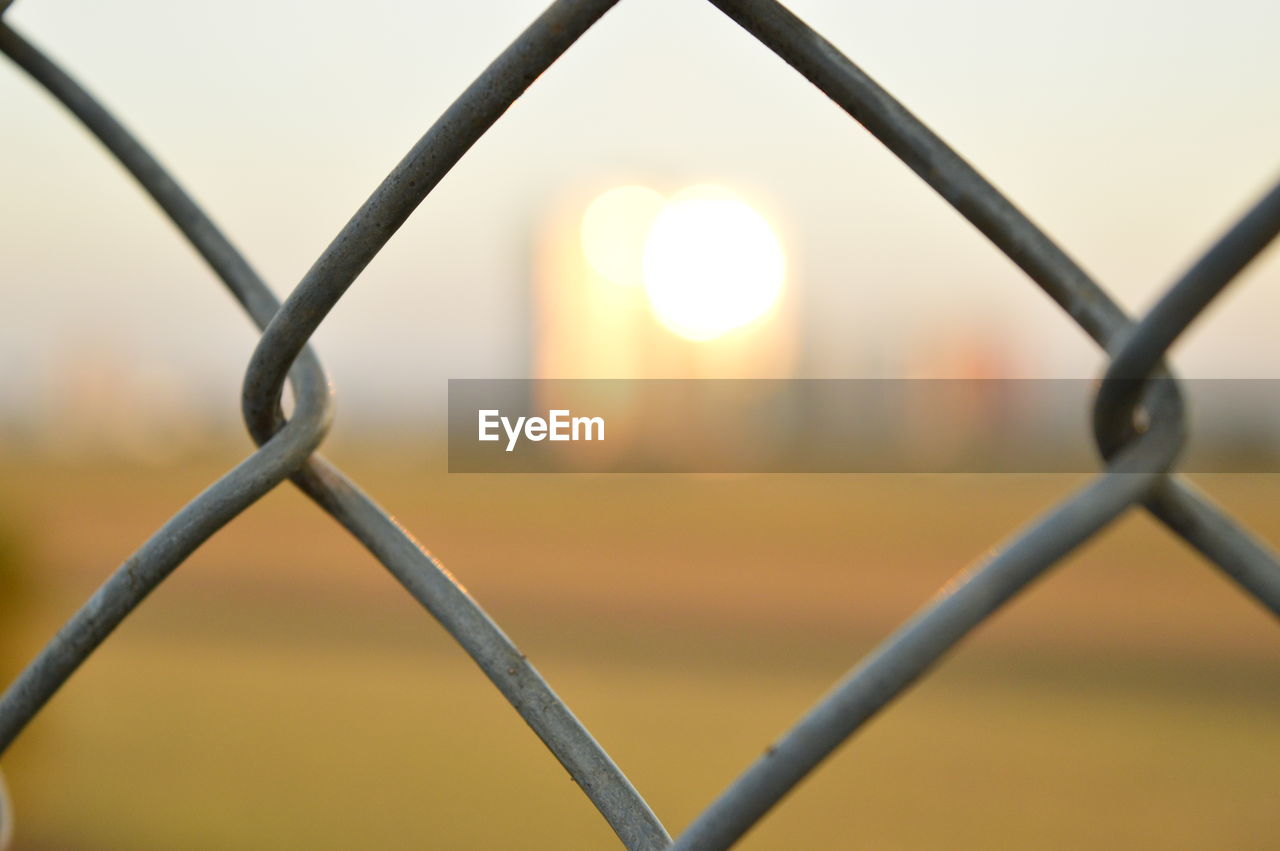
[0,449,1277,849]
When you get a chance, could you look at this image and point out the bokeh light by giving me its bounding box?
[579,185,665,287]
[642,186,785,342]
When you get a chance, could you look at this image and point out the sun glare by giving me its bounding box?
[642,186,785,342]
[580,184,786,343]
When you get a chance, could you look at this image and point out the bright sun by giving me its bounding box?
[580,184,786,342]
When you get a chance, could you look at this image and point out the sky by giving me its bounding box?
[2,0,1279,436]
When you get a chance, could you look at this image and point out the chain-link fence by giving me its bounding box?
[1,1,1278,848]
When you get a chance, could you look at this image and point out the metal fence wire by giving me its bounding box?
[2,1,1279,848]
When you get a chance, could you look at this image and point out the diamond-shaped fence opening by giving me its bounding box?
[1,1,1278,848]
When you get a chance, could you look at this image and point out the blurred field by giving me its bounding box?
[0,447,1277,849]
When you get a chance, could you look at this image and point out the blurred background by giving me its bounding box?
[1,0,1278,847]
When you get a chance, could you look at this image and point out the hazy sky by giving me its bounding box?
[3,0,1279,431]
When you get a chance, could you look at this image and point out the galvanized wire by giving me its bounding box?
[1,1,1278,849]
[0,9,666,849]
